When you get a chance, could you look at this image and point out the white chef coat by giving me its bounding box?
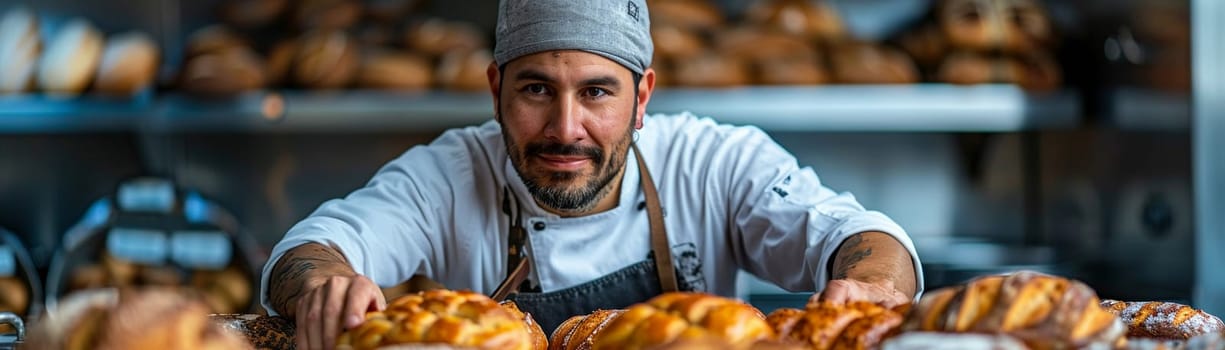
[259,112,925,314]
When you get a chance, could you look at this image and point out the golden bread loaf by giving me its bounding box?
[94,32,160,96]
[27,288,253,350]
[404,19,487,58]
[648,0,725,32]
[936,51,1061,91]
[827,42,919,84]
[745,0,845,41]
[549,309,625,350]
[590,292,774,350]
[37,18,104,97]
[211,314,296,350]
[766,301,905,350]
[435,49,493,91]
[1101,300,1225,340]
[902,270,1126,350]
[0,6,41,94]
[337,289,535,350]
[293,30,361,89]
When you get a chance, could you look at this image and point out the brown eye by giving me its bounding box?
[582,87,609,98]
[524,84,548,95]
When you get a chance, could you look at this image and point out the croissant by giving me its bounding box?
[336,289,535,350]
[1100,300,1225,340]
[902,270,1126,350]
[590,292,775,350]
[766,300,905,350]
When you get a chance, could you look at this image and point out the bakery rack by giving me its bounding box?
[0,84,1081,133]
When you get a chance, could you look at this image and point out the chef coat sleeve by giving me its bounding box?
[259,145,453,315]
[722,127,924,298]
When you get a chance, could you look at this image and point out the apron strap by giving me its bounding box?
[633,143,679,293]
[492,143,678,301]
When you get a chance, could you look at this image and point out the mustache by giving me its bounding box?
[526,142,604,164]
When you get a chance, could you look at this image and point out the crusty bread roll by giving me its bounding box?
[219,0,287,29]
[94,32,160,96]
[828,42,919,84]
[404,19,487,58]
[652,23,706,62]
[0,6,41,94]
[1100,300,1225,340]
[755,55,827,85]
[179,46,268,95]
[293,30,360,89]
[294,0,362,30]
[937,0,1053,53]
[936,51,1061,91]
[648,0,725,32]
[358,50,433,90]
[766,301,905,350]
[716,27,819,63]
[38,18,105,97]
[549,309,625,350]
[0,277,28,315]
[672,52,750,87]
[591,292,774,350]
[337,289,535,350]
[185,25,249,59]
[28,288,253,350]
[746,0,845,41]
[903,270,1126,350]
[436,49,493,92]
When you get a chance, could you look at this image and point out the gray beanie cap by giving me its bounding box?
[494,0,653,75]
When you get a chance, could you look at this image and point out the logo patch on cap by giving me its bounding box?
[627,1,640,21]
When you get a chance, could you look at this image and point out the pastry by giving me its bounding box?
[0,277,28,314]
[549,309,625,350]
[501,301,549,350]
[648,0,725,32]
[652,23,706,62]
[179,46,268,95]
[766,301,905,350]
[828,42,919,84]
[671,52,750,87]
[937,0,1054,53]
[184,25,248,58]
[94,31,160,96]
[37,17,104,97]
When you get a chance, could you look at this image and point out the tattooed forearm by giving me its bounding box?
[828,232,917,297]
[267,243,354,316]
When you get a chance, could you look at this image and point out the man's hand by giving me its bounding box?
[814,231,917,308]
[811,278,910,308]
[267,243,388,350]
[295,274,386,350]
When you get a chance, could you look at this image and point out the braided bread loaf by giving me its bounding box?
[550,309,625,350]
[1101,300,1225,340]
[590,292,774,350]
[903,270,1126,350]
[500,300,549,350]
[766,300,906,350]
[336,290,536,350]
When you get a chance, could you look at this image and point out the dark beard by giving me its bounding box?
[505,126,632,213]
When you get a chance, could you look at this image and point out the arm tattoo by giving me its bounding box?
[268,244,350,316]
[832,234,873,279]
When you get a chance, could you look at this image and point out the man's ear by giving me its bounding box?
[635,68,657,129]
[487,61,501,122]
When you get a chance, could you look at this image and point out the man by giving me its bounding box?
[262,0,924,349]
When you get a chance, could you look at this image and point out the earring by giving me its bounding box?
[632,130,640,143]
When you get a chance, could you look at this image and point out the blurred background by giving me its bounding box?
[0,0,1221,320]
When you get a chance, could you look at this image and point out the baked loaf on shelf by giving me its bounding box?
[1101,299,1225,341]
[26,287,253,350]
[336,289,538,350]
[767,300,907,350]
[211,314,296,350]
[902,270,1126,350]
[589,292,774,350]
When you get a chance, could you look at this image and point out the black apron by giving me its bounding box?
[495,144,688,334]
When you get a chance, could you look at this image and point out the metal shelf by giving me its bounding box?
[0,84,1082,133]
[1108,87,1191,131]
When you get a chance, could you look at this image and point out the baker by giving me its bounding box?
[261,0,924,349]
